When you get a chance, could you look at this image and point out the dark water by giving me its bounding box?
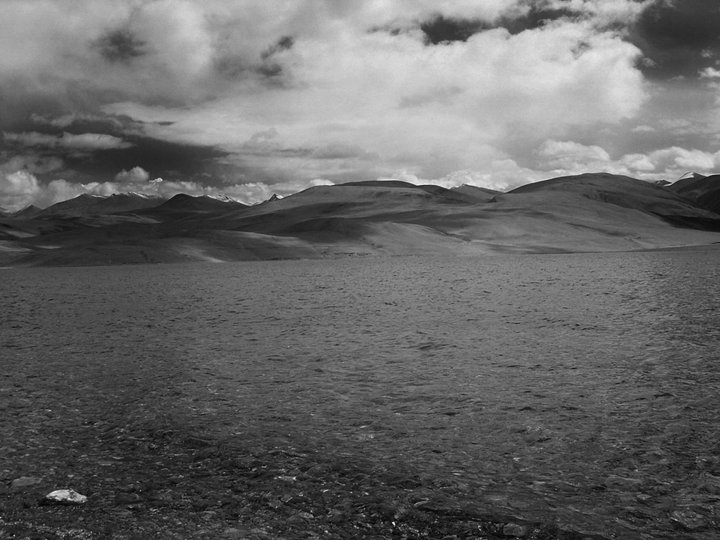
[3,248,720,538]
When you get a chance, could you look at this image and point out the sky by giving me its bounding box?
[2,0,720,211]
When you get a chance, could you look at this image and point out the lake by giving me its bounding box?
[2,248,720,538]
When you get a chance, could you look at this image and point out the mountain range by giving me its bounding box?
[1,172,719,267]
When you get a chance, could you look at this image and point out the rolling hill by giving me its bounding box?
[2,173,720,267]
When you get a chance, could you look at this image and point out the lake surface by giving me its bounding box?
[3,248,720,538]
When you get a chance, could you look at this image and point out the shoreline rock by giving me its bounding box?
[40,489,88,506]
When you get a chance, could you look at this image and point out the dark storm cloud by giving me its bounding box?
[2,131,132,152]
[1,112,229,184]
[29,112,150,138]
[414,3,580,46]
[260,35,295,60]
[0,84,104,133]
[0,79,162,140]
[216,36,295,86]
[256,35,295,85]
[498,2,580,35]
[632,0,720,79]
[420,15,491,44]
[61,135,230,183]
[256,62,284,79]
[93,28,147,63]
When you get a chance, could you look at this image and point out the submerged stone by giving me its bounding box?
[501,522,529,537]
[10,476,42,489]
[670,509,707,531]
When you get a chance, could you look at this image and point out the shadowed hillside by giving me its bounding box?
[150,194,246,215]
[451,184,500,202]
[510,172,720,231]
[2,174,720,267]
[38,193,165,217]
[12,205,42,219]
[668,173,720,214]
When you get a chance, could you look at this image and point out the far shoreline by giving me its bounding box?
[3,241,720,271]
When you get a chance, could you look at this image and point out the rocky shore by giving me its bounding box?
[1,425,605,539]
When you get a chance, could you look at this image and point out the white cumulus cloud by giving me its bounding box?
[115,166,150,183]
[0,0,667,195]
[538,140,612,171]
[0,170,41,212]
[531,140,720,182]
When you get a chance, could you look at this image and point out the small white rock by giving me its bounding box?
[44,489,88,505]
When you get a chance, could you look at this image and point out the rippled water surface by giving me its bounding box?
[3,249,720,538]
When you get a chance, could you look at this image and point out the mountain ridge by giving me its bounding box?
[37,193,166,218]
[668,173,720,214]
[2,173,720,267]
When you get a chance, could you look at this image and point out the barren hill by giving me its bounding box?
[37,193,165,217]
[152,194,245,214]
[510,172,720,230]
[668,173,720,214]
[2,174,720,267]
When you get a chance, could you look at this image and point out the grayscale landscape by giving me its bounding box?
[2,172,720,268]
[3,1,720,539]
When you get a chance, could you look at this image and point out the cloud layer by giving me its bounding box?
[2,0,720,209]
[0,163,335,212]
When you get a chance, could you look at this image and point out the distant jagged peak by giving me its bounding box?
[677,171,707,181]
[120,191,164,200]
[12,204,42,219]
[207,193,241,203]
[669,171,720,193]
[165,193,239,204]
[159,192,245,212]
[253,193,282,207]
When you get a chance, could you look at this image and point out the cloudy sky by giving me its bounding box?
[2,0,720,211]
